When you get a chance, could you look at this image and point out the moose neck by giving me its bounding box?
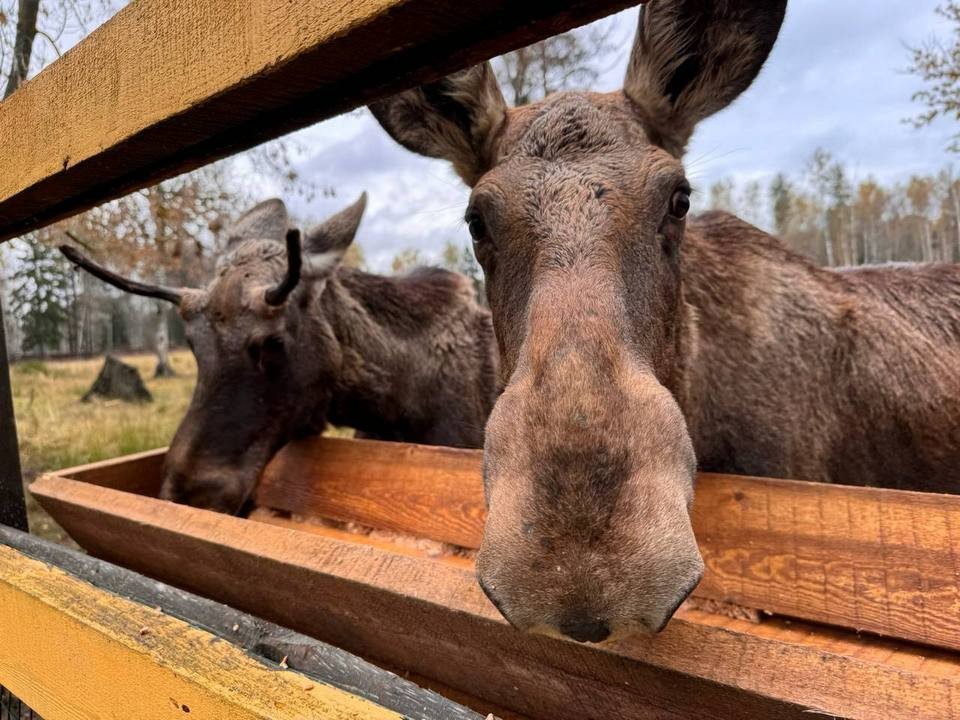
[314,266,494,445]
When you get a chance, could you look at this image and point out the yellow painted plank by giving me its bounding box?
[0,544,401,720]
[0,0,634,242]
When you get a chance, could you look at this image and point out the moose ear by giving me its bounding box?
[623,0,786,157]
[224,198,289,248]
[370,63,508,186]
[303,192,367,278]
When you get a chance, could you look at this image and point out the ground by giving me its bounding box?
[11,351,197,543]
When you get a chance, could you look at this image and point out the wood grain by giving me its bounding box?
[30,476,960,720]
[0,524,485,720]
[258,436,960,653]
[58,446,166,494]
[0,0,636,242]
[258,438,484,547]
[0,543,404,720]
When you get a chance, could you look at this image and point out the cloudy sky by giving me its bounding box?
[258,1,953,273]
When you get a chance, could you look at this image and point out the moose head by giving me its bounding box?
[372,0,787,641]
[62,194,368,513]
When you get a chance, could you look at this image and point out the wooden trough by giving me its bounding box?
[31,436,960,720]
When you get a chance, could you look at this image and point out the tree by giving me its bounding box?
[853,179,889,264]
[441,241,485,304]
[8,236,72,356]
[906,1,960,152]
[708,178,736,214]
[495,20,622,105]
[2,0,38,98]
[2,0,118,99]
[770,173,793,237]
[391,248,422,275]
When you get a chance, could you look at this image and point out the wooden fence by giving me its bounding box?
[0,0,635,717]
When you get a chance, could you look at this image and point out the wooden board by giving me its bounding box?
[256,436,960,654]
[0,524,489,720]
[259,438,484,548]
[0,542,405,720]
[0,0,636,243]
[30,475,960,720]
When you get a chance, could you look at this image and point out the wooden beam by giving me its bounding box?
[258,438,483,548]
[0,543,405,720]
[254,436,960,653]
[0,525,486,720]
[0,298,27,531]
[0,0,637,243]
[26,478,960,720]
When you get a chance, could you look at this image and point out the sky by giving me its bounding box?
[13,1,956,274]
[256,1,955,272]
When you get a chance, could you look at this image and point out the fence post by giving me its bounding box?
[0,296,27,531]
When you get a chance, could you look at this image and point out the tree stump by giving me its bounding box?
[82,356,152,404]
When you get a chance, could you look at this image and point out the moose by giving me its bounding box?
[372,0,960,644]
[61,195,498,514]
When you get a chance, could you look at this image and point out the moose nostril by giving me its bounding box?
[558,616,611,644]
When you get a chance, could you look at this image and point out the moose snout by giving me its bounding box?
[476,356,704,643]
[160,464,257,515]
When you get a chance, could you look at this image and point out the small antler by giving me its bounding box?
[264,228,302,306]
[59,237,185,305]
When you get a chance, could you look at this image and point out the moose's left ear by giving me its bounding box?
[303,192,367,277]
[623,0,786,157]
[223,198,289,249]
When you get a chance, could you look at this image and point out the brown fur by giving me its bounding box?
[68,195,498,514]
[366,0,960,643]
[681,212,960,490]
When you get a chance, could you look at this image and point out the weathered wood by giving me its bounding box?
[0,525,486,720]
[0,298,27,531]
[258,437,483,548]
[0,543,405,720]
[253,436,960,654]
[29,476,960,720]
[0,0,636,243]
[54,447,165,495]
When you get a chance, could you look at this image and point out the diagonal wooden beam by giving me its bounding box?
[0,0,636,243]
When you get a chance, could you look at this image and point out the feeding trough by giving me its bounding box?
[30,435,960,720]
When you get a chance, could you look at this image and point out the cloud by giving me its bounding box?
[277,1,954,265]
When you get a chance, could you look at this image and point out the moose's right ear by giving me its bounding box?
[370,63,508,186]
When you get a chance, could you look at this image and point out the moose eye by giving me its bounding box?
[669,185,691,220]
[466,213,487,243]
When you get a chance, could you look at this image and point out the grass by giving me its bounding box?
[12,350,198,542]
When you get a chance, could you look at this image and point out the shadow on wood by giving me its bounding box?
[82,355,152,403]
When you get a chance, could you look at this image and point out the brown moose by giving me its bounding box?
[372,0,960,643]
[61,195,498,514]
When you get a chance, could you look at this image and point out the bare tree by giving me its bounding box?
[2,0,38,98]
[907,1,960,152]
[495,19,623,105]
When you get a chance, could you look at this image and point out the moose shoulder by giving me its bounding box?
[679,211,960,491]
[61,195,498,514]
[371,0,960,644]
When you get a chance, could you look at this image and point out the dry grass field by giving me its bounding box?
[12,350,197,542]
